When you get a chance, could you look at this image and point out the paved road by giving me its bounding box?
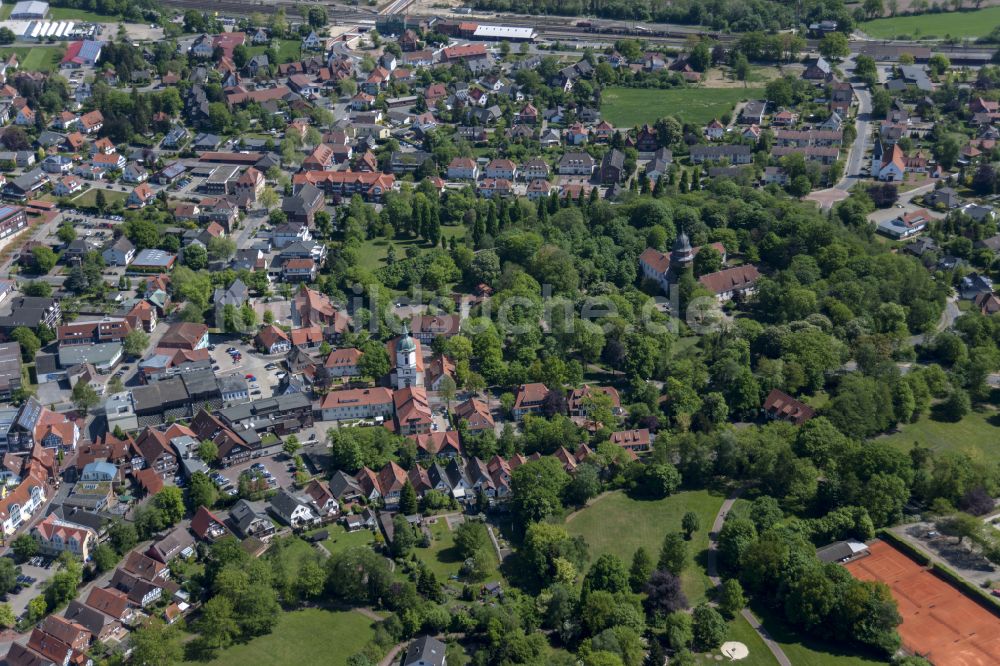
[706,490,792,666]
[836,82,872,191]
[805,60,873,209]
[907,295,960,347]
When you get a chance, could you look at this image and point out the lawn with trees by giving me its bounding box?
[564,490,723,604]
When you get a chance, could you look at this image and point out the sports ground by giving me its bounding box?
[845,540,1000,666]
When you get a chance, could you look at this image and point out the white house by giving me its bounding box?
[446,157,478,180]
[269,489,317,527]
[873,142,906,182]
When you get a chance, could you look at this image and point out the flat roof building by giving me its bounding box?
[11,1,49,19]
[472,24,536,41]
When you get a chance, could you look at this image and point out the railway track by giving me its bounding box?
[157,0,994,57]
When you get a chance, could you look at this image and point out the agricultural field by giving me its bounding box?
[601,87,763,128]
[860,7,1000,39]
[564,490,724,605]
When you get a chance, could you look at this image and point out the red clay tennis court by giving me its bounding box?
[845,540,1000,666]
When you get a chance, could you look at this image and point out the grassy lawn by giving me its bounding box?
[70,188,128,208]
[416,517,502,584]
[861,6,1000,39]
[878,408,1000,466]
[601,87,763,128]
[0,4,10,19]
[0,46,65,73]
[690,615,779,666]
[199,609,375,666]
[751,606,886,666]
[48,6,118,21]
[357,226,466,272]
[564,490,724,605]
[248,38,302,64]
[266,536,322,577]
[307,523,377,556]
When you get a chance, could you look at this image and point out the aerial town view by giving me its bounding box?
[0,0,996,664]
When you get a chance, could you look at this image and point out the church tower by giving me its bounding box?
[394,323,421,389]
[671,231,695,270]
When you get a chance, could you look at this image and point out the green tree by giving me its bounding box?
[92,543,118,572]
[108,520,138,554]
[681,511,700,540]
[130,618,183,666]
[183,243,208,270]
[358,341,390,381]
[454,520,489,560]
[199,440,219,465]
[398,479,419,515]
[207,236,237,262]
[511,457,571,525]
[939,388,970,421]
[0,558,16,593]
[57,223,76,244]
[123,329,150,357]
[193,596,239,654]
[27,596,46,623]
[658,533,687,575]
[71,381,100,414]
[11,327,40,361]
[629,547,654,593]
[0,603,14,628]
[282,435,301,458]
[31,246,57,274]
[819,33,850,60]
[692,603,727,650]
[719,578,746,618]
[187,471,219,511]
[718,518,757,570]
[583,553,630,595]
[154,486,185,525]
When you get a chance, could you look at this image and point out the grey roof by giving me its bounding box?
[180,366,220,398]
[404,636,447,666]
[132,375,188,412]
[132,249,176,268]
[58,341,121,369]
[213,278,248,308]
[282,183,324,216]
[229,499,269,535]
[329,470,361,499]
[816,540,868,563]
[445,457,469,489]
[269,488,306,523]
[66,600,117,635]
[218,374,248,395]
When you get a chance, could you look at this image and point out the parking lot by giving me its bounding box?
[216,451,297,494]
[5,556,58,619]
[207,339,284,399]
